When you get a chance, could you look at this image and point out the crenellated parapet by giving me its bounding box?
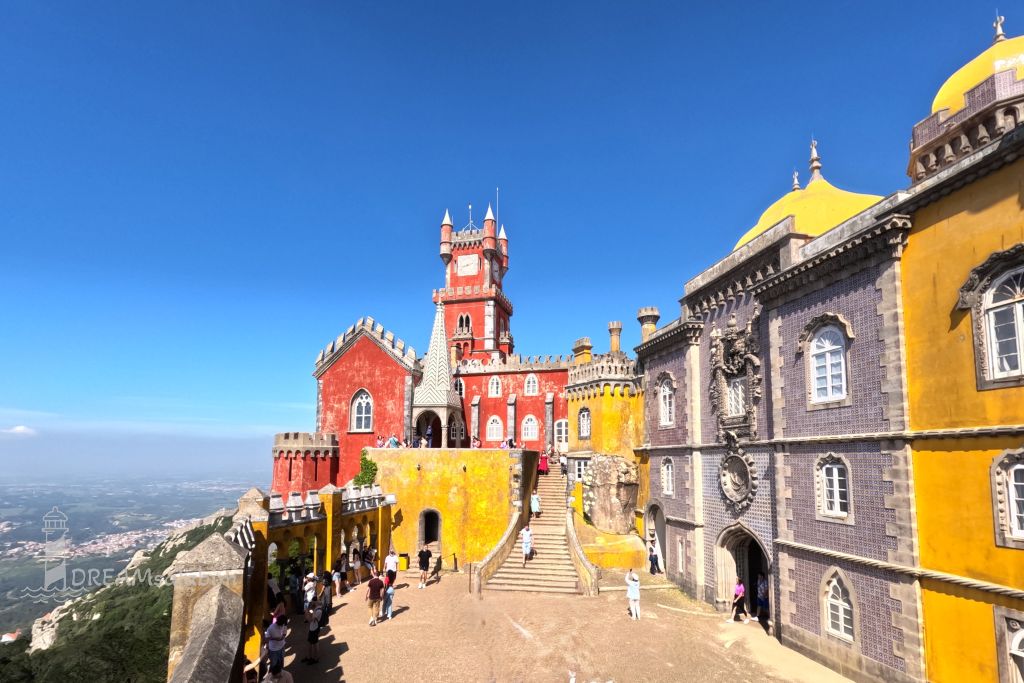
[566,352,641,398]
[272,432,339,455]
[909,70,1024,182]
[433,284,514,314]
[455,353,572,374]
[314,316,419,377]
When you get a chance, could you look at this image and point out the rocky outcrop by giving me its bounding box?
[581,454,639,535]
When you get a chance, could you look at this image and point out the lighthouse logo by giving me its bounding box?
[20,507,90,603]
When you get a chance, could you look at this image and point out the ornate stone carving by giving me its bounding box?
[709,306,762,439]
[991,445,1024,550]
[797,313,855,354]
[719,432,758,513]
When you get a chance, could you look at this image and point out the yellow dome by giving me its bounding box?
[732,149,882,251]
[931,31,1024,115]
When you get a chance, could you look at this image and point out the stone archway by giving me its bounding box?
[415,411,443,447]
[645,503,666,572]
[419,508,442,555]
[714,523,770,612]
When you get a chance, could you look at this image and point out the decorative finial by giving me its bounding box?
[994,14,1006,43]
[792,170,800,191]
[809,139,822,180]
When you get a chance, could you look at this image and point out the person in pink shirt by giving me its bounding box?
[725,576,750,624]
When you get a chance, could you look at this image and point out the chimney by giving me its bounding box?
[608,321,622,353]
[637,307,660,342]
[572,337,593,365]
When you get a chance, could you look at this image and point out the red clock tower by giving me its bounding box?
[436,205,513,363]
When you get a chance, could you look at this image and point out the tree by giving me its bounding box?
[353,449,378,486]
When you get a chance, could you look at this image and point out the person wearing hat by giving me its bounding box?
[302,573,317,613]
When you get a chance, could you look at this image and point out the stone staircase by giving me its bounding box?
[484,473,580,594]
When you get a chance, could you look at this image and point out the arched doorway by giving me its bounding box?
[415,411,443,447]
[646,504,666,572]
[715,524,770,613]
[419,509,441,554]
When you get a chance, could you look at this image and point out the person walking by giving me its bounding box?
[519,524,533,567]
[417,544,432,589]
[351,550,362,586]
[365,569,385,626]
[648,543,661,575]
[303,598,322,664]
[530,490,541,520]
[625,569,641,620]
[332,559,343,598]
[725,576,750,624]
[559,452,567,477]
[538,449,550,476]
[381,581,395,621]
[263,614,288,670]
[383,549,399,586]
[755,572,769,622]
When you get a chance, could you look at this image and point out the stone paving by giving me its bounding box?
[280,571,850,682]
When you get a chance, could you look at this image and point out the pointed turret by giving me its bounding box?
[413,303,462,410]
[498,224,509,272]
[440,209,453,266]
[482,203,497,256]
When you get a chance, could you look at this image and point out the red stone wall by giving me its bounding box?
[459,367,567,446]
[270,452,338,497]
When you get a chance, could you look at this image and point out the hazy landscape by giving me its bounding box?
[0,476,257,634]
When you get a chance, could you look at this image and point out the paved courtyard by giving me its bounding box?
[281,571,850,682]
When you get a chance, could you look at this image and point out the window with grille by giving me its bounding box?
[524,373,539,396]
[554,419,568,445]
[825,576,854,640]
[1012,465,1024,539]
[661,459,674,495]
[488,376,502,397]
[486,416,503,441]
[811,326,848,402]
[727,378,745,417]
[574,459,588,481]
[578,408,591,438]
[351,390,373,432]
[521,415,539,441]
[454,378,464,397]
[821,462,850,517]
[986,269,1024,379]
[659,380,675,426]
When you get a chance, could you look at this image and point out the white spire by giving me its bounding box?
[498,224,507,239]
[412,303,461,409]
[484,203,495,222]
[441,209,453,227]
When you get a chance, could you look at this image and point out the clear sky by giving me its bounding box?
[0,1,1009,479]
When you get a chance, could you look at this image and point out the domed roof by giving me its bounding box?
[931,18,1024,115]
[732,143,882,251]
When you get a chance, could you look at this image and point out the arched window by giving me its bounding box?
[554,419,568,445]
[351,390,373,432]
[986,268,1024,379]
[824,575,854,640]
[486,416,503,441]
[488,376,502,397]
[1011,464,1024,538]
[521,415,539,441]
[524,373,539,396]
[661,458,674,495]
[810,326,848,402]
[821,460,849,517]
[454,378,464,397]
[659,379,675,426]
[578,408,591,439]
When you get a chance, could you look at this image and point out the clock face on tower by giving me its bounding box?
[456,254,479,277]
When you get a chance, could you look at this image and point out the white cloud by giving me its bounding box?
[1,425,37,437]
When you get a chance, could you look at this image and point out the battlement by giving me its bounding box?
[273,432,339,451]
[567,352,638,386]
[451,228,484,247]
[455,352,573,374]
[572,337,593,351]
[314,316,418,374]
[432,285,514,313]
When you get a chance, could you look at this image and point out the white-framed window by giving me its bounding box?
[659,379,675,426]
[554,419,568,445]
[488,376,502,397]
[1009,628,1024,682]
[578,408,591,439]
[350,390,373,432]
[986,268,1024,379]
[727,377,745,417]
[449,420,465,442]
[524,373,539,396]
[454,378,464,397]
[822,462,850,517]
[486,415,503,441]
[824,576,854,640]
[521,415,539,441]
[574,459,588,481]
[661,458,674,496]
[811,326,848,402]
[677,538,685,571]
[1011,464,1024,538]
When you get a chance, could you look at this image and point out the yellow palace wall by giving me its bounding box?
[365,447,533,568]
[902,158,1024,682]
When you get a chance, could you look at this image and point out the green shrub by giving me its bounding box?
[353,449,377,486]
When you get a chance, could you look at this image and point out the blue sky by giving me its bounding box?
[0,1,1008,478]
